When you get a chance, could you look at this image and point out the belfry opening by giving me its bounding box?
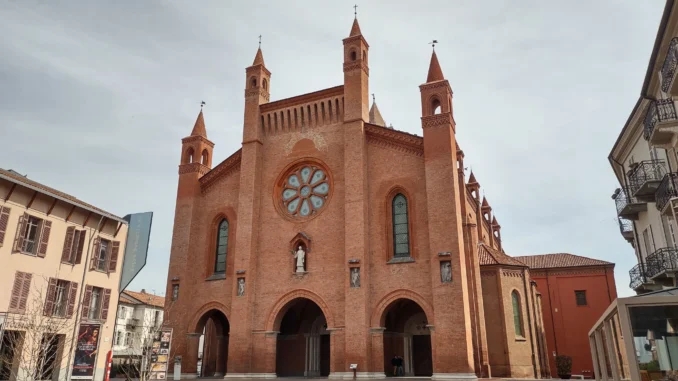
[195,309,230,377]
[382,299,433,377]
[275,298,330,377]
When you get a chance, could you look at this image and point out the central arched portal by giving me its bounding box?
[382,299,433,377]
[275,298,330,377]
[195,309,230,377]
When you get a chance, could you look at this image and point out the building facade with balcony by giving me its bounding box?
[610,0,678,294]
[0,168,129,381]
[112,290,165,364]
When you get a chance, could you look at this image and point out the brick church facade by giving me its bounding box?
[165,17,550,379]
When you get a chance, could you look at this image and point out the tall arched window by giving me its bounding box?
[392,194,410,258]
[214,219,228,273]
[512,291,524,337]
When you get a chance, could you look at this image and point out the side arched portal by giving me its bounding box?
[381,298,433,377]
[193,309,230,377]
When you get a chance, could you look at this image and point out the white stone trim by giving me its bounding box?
[223,373,277,379]
[329,372,386,379]
[431,373,477,380]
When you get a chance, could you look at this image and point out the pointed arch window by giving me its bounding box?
[392,194,410,258]
[512,291,524,337]
[214,219,228,274]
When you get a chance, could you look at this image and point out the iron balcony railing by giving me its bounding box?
[656,173,678,211]
[618,217,633,236]
[628,160,667,195]
[613,187,640,216]
[645,247,678,279]
[629,263,647,289]
[643,99,678,141]
[661,38,678,93]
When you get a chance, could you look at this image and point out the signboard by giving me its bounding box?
[149,328,172,380]
[72,323,101,379]
[119,212,154,292]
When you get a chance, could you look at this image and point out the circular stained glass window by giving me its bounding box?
[279,163,331,219]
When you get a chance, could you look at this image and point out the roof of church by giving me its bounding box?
[349,18,362,37]
[514,253,613,269]
[478,244,526,267]
[191,110,207,137]
[468,171,478,184]
[252,47,265,66]
[369,100,386,127]
[427,50,445,82]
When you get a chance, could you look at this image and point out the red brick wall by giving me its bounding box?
[531,266,617,378]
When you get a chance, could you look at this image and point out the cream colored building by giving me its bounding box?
[609,0,678,294]
[0,168,128,381]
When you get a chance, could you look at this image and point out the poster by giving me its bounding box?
[72,323,101,379]
[149,328,172,380]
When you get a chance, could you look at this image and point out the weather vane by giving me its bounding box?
[258,35,262,48]
[353,4,358,18]
[200,101,206,109]
[371,93,375,103]
[429,40,438,50]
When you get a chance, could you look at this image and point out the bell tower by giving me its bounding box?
[244,47,271,142]
[342,17,369,122]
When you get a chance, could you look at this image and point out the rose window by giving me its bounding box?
[280,164,331,219]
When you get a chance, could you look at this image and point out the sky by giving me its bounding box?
[0,1,666,298]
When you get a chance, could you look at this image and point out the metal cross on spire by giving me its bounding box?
[371,93,375,103]
[353,4,358,19]
[258,35,262,48]
[429,40,438,50]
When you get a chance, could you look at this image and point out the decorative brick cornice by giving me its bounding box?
[260,85,344,113]
[421,113,453,129]
[178,162,211,176]
[342,34,369,48]
[501,269,524,278]
[246,64,271,77]
[245,88,270,102]
[199,149,242,192]
[419,80,452,92]
[343,60,369,75]
[365,123,423,157]
[181,135,215,148]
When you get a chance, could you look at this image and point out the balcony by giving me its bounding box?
[612,187,647,220]
[617,217,634,242]
[629,263,648,290]
[655,173,678,214]
[645,247,678,285]
[643,99,678,147]
[661,38,678,95]
[628,160,667,201]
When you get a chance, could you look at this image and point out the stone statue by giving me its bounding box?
[441,261,452,283]
[237,278,245,296]
[350,268,360,288]
[294,246,306,273]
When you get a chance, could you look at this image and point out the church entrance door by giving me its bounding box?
[382,299,432,377]
[194,309,230,378]
[275,298,330,377]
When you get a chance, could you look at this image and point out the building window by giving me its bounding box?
[37,334,60,381]
[115,331,122,346]
[52,280,69,317]
[90,238,120,273]
[215,219,228,273]
[172,284,179,301]
[154,311,160,327]
[120,306,127,319]
[97,240,109,271]
[512,291,524,337]
[62,227,84,264]
[575,290,588,306]
[89,287,102,320]
[23,216,41,254]
[125,332,132,346]
[392,193,410,258]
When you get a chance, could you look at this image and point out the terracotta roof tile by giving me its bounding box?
[478,244,526,267]
[0,168,121,220]
[122,290,165,308]
[426,50,445,83]
[513,253,613,269]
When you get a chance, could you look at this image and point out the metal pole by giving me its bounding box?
[66,216,105,381]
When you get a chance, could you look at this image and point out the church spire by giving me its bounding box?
[426,50,445,83]
[191,108,207,137]
[349,18,362,37]
[369,94,386,127]
[252,47,265,66]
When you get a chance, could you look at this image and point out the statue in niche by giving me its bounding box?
[293,246,306,273]
[440,261,452,283]
[237,278,245,296]
[350,268,360,288]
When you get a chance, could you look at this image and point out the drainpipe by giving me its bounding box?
[522,267,537,379]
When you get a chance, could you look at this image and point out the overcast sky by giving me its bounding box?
[0,1,666,298]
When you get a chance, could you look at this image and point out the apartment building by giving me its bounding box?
[609,0,678,294]
[112,290,164,363]
[0,168,128,381]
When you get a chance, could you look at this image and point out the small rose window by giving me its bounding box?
[280,164,330,218]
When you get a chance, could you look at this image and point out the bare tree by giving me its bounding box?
[115,303,176,381]
[0,277,78,381]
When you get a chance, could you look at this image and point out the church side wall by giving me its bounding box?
[501,270,537,379]
[481,269,509,376]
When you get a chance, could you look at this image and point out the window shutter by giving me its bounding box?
[62,227,75,263]
[0,206,11,246]
[18,273,32,312]
[82,285,93,319]
[67,282,78,318]
[13,213,28,252]
[43,278,58,316]
[101,289,111,320]
[75,231,86,264]
[108,241,120,273]
[90,238,100,270]
[37,220,52,257]
[9,272,24,312]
